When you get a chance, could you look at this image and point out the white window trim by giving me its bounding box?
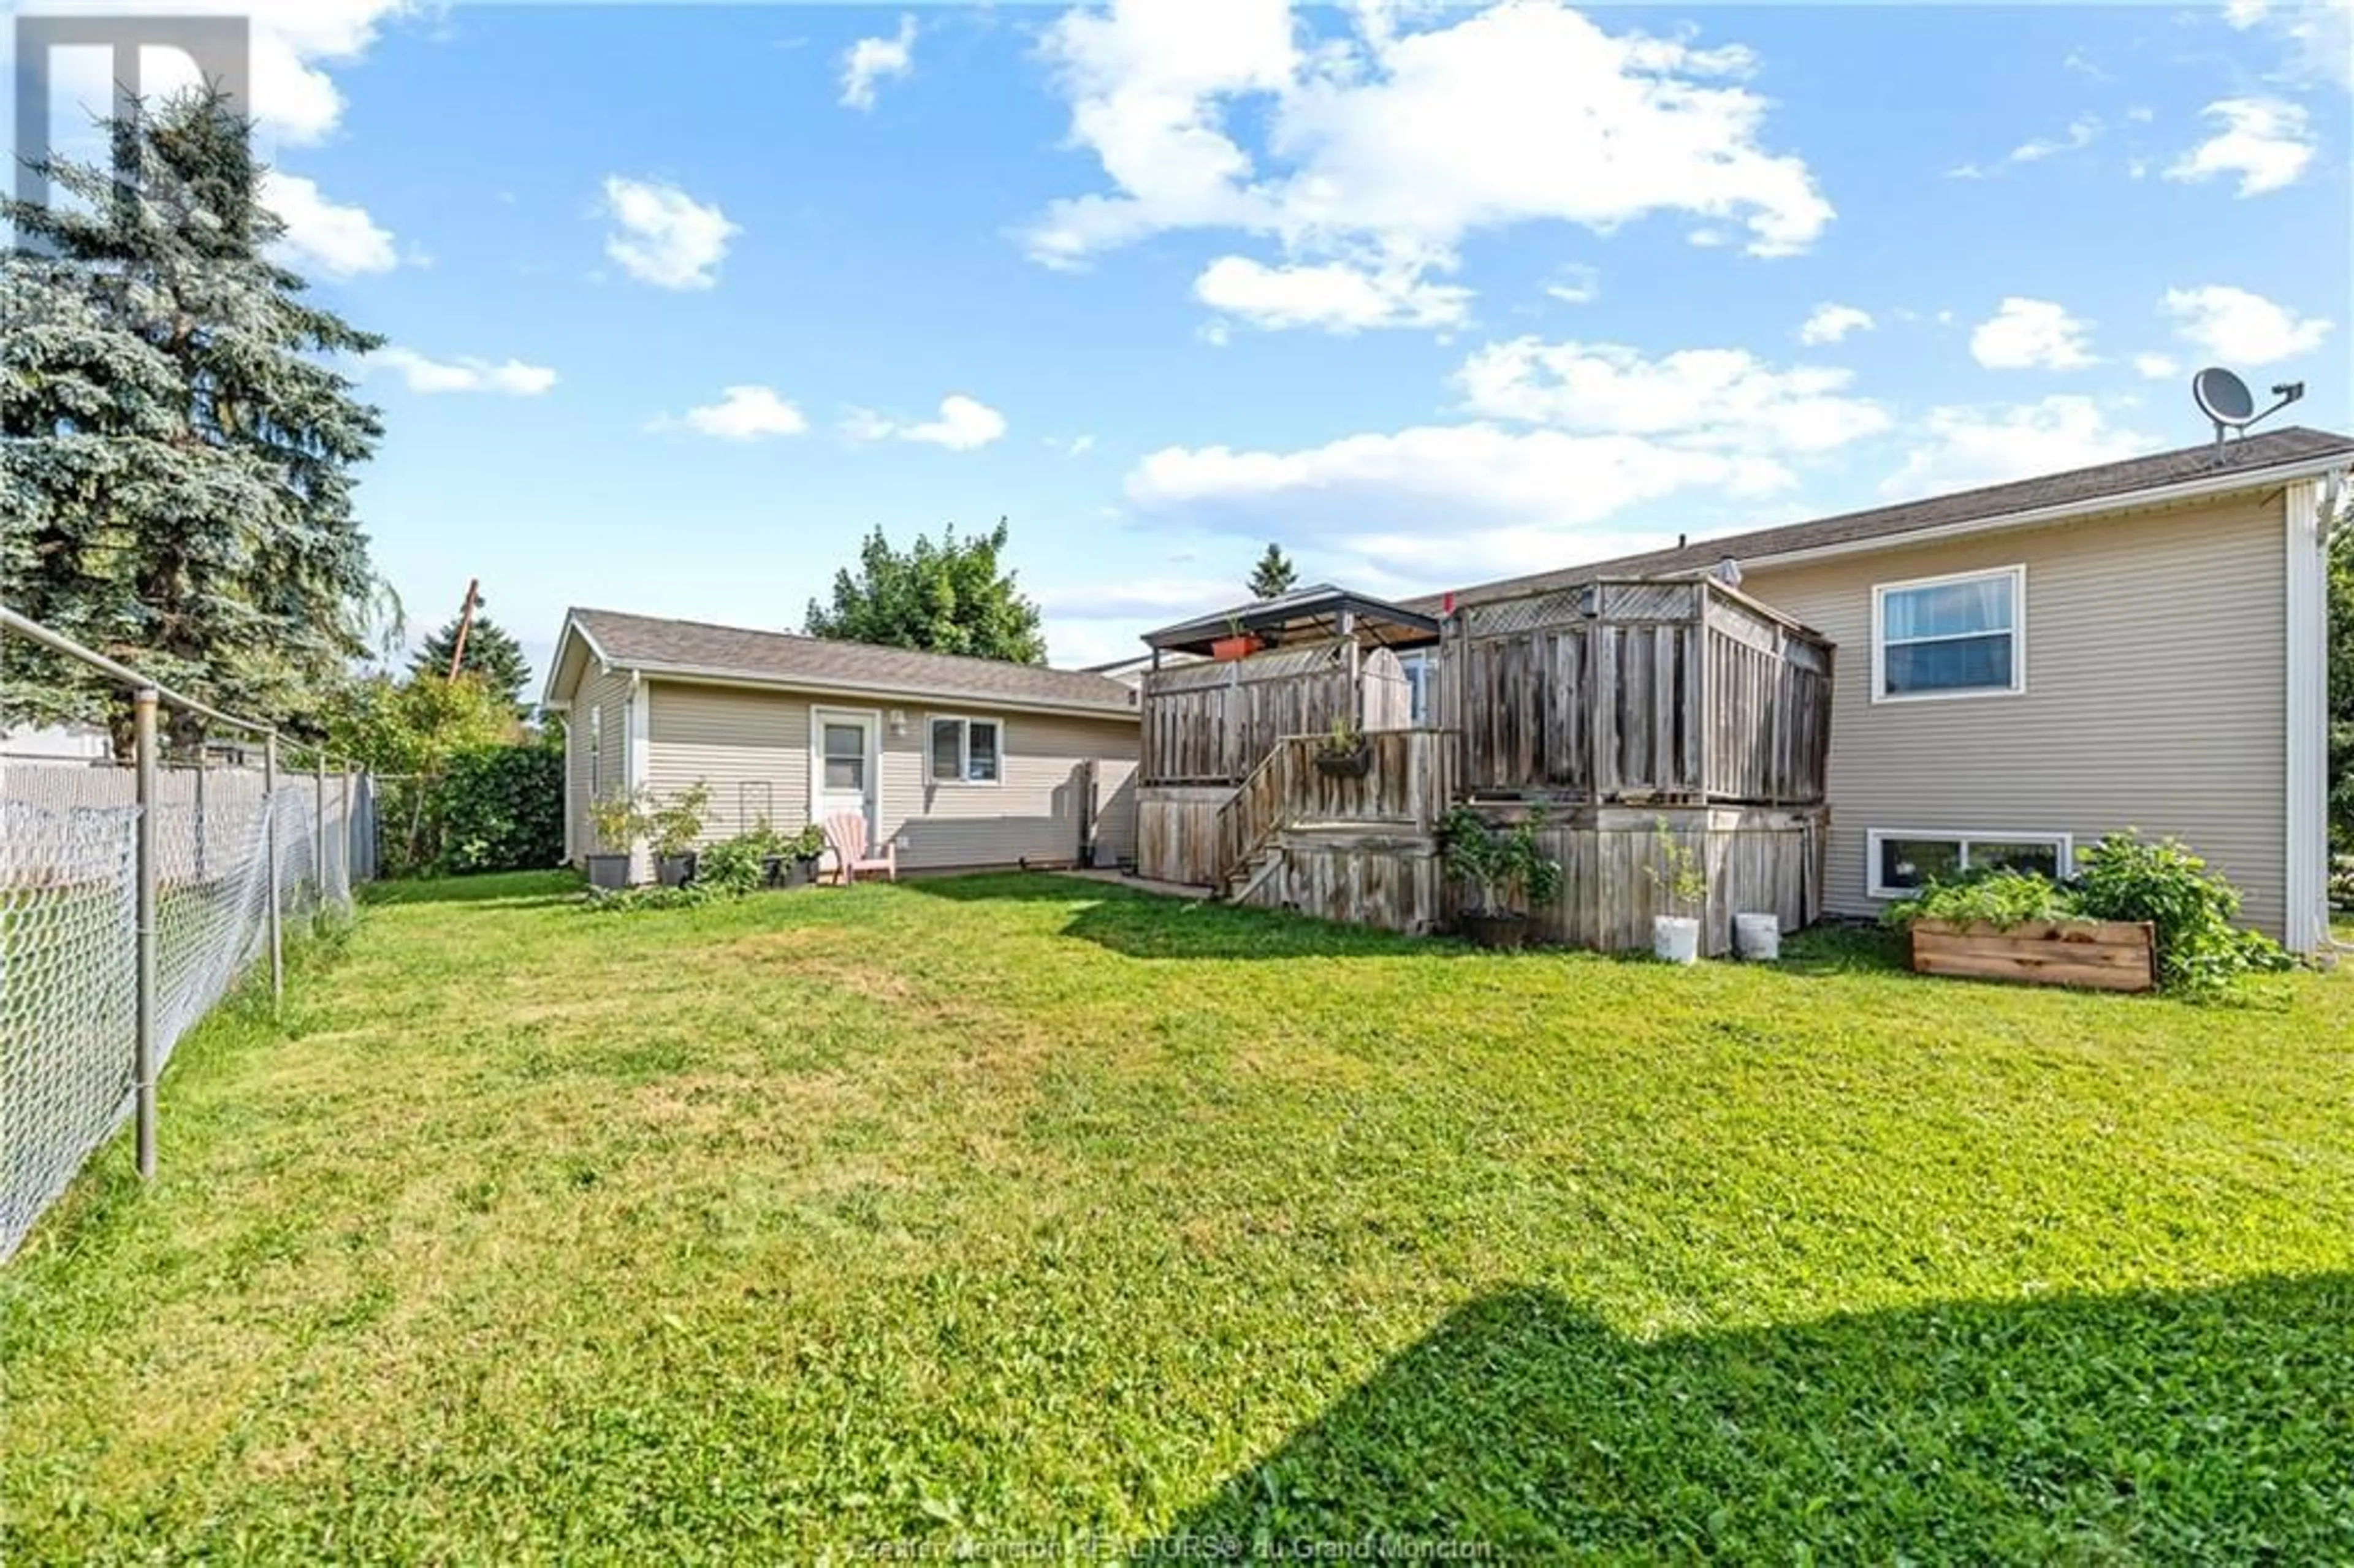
[925,712,1004,787]
[1870,563,2027,704]
[809,704,885,843]
[1866,828,2074,900]
[587,706,603,801]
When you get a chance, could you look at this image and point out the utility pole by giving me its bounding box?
[446,577,481,681]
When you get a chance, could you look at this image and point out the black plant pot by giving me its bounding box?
[585,854,631,892]
[1459,911,1531,951]
[657,852,697,888]
[1314,745,1373,779]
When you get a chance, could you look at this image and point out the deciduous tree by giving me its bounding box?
[804,519,1047,664]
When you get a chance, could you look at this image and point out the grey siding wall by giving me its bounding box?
[1742,491,2289,935]
[642,680,1140,870]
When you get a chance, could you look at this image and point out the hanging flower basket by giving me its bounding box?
[1313,744,1373,778]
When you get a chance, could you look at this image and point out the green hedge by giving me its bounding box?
[378,741,565,878]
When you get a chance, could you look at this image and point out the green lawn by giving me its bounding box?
[6,872,2352,1562]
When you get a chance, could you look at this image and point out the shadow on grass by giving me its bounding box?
[360,869,584,909]
[1154,1275,2354,1561]
[905,872,1458,961]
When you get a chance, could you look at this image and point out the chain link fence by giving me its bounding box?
[1,612,370,1260]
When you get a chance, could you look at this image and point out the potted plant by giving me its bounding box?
[1645,816,1708,964]
[648,780,711,888]
[1442,806,1562,951]
[775,823,827,889]
[1211,613,1263,662]
[1313,715,1372,778]
[585,788,653,891]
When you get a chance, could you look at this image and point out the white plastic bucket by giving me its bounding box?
[1653,915,1702,965]
[1733,912,1781,962]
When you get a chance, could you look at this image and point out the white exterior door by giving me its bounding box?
[813,709,880,848]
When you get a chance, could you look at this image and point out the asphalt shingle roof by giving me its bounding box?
[1407,426,2354,612]
[566,609,1141,715]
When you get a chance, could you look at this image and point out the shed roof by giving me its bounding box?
[1407,425,2354,614]
[550,608,1140,716]
[1141,583,1442,655]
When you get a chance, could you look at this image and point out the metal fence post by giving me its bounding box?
[264,733,283,1004]
[132,687,160,1181]
[313,753,327,908]
[340,767,354,897]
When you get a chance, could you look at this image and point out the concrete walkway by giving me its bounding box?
[1054,867,1218,902]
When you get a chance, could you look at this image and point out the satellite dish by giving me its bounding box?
[2193,365,2304,452]
[2193,367,2255,425]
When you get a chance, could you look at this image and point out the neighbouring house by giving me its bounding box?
[1133,426,2350,954]
[541,609,1142,881]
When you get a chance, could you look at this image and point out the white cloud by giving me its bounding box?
[1127,425,1786,572]
[79,0,415,146]
[2222,0,2269,28]
[1045,434,1098,458]
[1193,254,1471,332]
[2165,99,2314,197]
[840,15,917,111]
[600,176,739,290]
[1544,264,1601,305]
[1454,338,1890,453]
[1032,577,1237,617]
[370,348,557,396]
[1025,0,1829,314]
[2009,113,2102,164]
[844,394,1008,451]
[2162,285,2333,365]
[258,170,397,276]
[1881,397,2160,499]
[1797,302,1873,346]
[2132,352,2180,381]
[1969,297,2098,370]
[657,386,807,441]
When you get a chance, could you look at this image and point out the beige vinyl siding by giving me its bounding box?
[567,666,633,861]
[642,679,1140,869]
[1742,491,2289,935]
[645,682,809,843]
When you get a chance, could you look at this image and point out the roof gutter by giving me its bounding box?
[1733,449,2354,574]
[617,662,1142,720]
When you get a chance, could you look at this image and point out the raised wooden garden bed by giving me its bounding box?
[1910,918,2156,993]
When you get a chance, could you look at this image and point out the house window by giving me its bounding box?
[928,716,1001,784]
[588,707,602,797]
[1868,829,2071,897]
[1873,565,2024,700]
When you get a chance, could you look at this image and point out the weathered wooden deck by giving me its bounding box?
[1133,577,1835,956]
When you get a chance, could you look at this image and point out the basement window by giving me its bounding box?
[928,716,1001,785]
[1868,830,2071,898]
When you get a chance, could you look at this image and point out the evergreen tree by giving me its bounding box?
[1248,542,1298,600]
[804,519,1047,664]
[1,88,386,752]
[411,600,533,707]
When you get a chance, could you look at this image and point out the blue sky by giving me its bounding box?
[18,0,2352,680]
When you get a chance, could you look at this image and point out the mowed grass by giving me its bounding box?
[6,872,2352,1562]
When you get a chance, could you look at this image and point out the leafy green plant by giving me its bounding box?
[1318,716,1365,756]
[2331,854,2353,915]
[1643,817,1708,918]
[2072,832,2293,994]
[1883,867,2077,930]
[433,741,564,875]
[647,782,712,861]
[1441,807,1563,915]
[587,788,655,856]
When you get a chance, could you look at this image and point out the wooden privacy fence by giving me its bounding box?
[1216,729,1457,883]
[1446,578,1831,806]
[1141,641,1410,786]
